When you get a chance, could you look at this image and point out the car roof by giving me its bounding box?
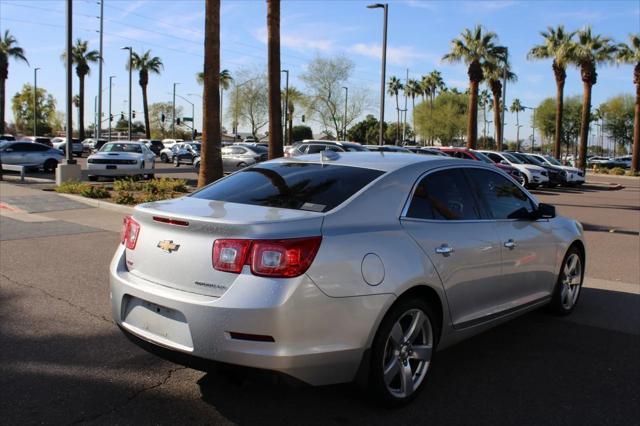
[276,151,454,172]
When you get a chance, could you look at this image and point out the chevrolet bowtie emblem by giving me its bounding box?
[157,240,180,253]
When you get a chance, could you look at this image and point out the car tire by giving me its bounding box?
[237,162,248,169]
[88,176,98,182]
[549,245,584,316]
[43,159,58,173]
[160,153,168,163]
[174,157,180,167]
[368,297,439,407]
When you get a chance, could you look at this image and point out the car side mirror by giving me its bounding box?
[500,160,509,165]
[536,203,556,219]
[5,148,13,152]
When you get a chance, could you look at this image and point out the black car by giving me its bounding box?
[172,143,201,166]
[146,140,164,156]
[507,152,567,187]
[287,140,369,157]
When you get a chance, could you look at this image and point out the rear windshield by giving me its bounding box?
[342,143,368,152]
[192,162,385,212]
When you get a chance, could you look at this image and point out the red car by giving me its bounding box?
[435,147,525,185]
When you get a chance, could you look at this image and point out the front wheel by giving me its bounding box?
[549,246,584,315]
[43,159,58,173]
[369,297,439,406]
[160,153,168,163]
[174,157,180,167]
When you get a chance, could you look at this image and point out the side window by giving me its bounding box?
[222,147,232,155]
[406,169,481,220]
[14,143,37,152]
[486,153,501,163]
[467,169,536,220]
[235,147,248,154]
[306,144,328,154]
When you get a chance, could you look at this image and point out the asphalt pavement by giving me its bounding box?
[0,176,638,425]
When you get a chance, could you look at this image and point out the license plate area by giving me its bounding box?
[121,295,194,351]
[106,165,117,169]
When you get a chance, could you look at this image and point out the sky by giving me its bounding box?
[1,0,638,141]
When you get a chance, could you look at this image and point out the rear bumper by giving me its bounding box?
[109,246,391,385]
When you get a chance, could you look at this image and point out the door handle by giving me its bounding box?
[435,244,455,256]
[504,239,517,249]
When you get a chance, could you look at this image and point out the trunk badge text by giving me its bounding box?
[157,240,180,253]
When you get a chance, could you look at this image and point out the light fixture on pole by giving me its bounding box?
[97,0,104,139]
[121,46,133,140]
[33,67,40,137]
[108,76,115,141]
[342,86,348,140]
[172,82,180,138]
[281,70,289,145]
[367,3,388,146]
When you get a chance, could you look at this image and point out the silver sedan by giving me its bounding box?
[110,152,585,405]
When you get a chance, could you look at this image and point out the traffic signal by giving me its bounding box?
[132,110,136,119]
[110,114,113,122]
[161,113,165,123]
[120,113,125,121]
[301,114,305,123]
[176,117,181,126]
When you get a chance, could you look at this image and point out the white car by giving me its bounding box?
[161,138,183,151]
[51,137,84,157]
[530,154,585,185]
[479,151,549,188]
[613,156,632,169]
[87,141,156,180]
[159,142,188,163]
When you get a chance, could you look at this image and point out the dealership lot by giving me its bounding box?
[0,175,638,425]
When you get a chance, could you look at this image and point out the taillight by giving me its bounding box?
[212,237,322,278]
[121,215,141,250]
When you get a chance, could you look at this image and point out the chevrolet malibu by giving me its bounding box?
[110,152,585,405]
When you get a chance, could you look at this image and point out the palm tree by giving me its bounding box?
[0,30,28,135]
[443,25,506,149]
[129,50,163,139]
[616,34,640,172]
[479,89,492,145]
[427,70,445,106]
[483,60,517,151]
[419,74,432,103]
[197,69,232,133]
[267,0,283,159]
[510,98,525,150]
[198,0,223,187]
[404,79,421,143]
[387,76,403,143]
[528,26,576,159]
[62,39,99,141]
[283,86,304,145]
[570,26,617,169]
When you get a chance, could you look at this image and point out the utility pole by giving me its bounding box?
[367,3,388,146]
[343,86,348,140]
[108,76,114,141]
[121,46,133,140]
[33,67,40,136]
[501,48,508,149]
[94,96,97,138]
[97,0,104,139]
[65,0,74,164]
[281,69,289,145]
[172,82,179,138]
[402,68,408,143]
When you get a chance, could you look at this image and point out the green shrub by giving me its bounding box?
[610,167,625,176]
[138,192,167,203]
[55,181,90,194]
[626,170,640,177]
[80,185,110,199]
[114,191,137,205]
[144,178,188,194]
[113,178,143,192]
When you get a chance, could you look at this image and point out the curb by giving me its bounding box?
[56,192,135,214]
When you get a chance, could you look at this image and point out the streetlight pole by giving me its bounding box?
[402,68,408,143]
[172,82,180,138]
[97,0,104,139]
[501,48,508,150]
[65,0,74,164]
[187,93,203,138]
[108,76,114,141]
[33,67,40,136]
[174,93,194,139]
[367,3,388,146]
[121,46,132,140]
[343,86,348,140]
[94,96,97,138]
[281,70,289,145]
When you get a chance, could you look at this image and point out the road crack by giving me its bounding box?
[0,272,113,324]
[70,366,188,425]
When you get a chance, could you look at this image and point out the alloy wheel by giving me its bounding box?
[382,309,433,399]
[560,253,582,310]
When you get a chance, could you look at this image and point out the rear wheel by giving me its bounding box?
[160,153,168,163]
[43,159,58,172]
[369,297,438,406]
[549,246,584,315]
[174,156,180,167]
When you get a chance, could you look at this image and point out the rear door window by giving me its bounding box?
[406,169,481,220]
[192,162,385,212]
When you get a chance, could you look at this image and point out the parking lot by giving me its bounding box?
[0,173,638,425]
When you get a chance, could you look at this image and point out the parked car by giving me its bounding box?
[612,156,632,168]
[171,143,201,166]
[404,146,450,156]
[529,154,585,186]
[82,138,108,152]
[139,139,165,156]
[436,147,525,185]
[507,152,566,188]
[0,140,64,172]
[478,150,549,188]
[87,141,156,180]
[364,145,412,153]
[51,137,83,157]
[194,143,268,172]
[586,156,615,168]
[161,139,184,152]
[287,140,368,157]
[20,136,53,147]
[0,134,16,141]
[159,142,190,163]
[111,152,585,405]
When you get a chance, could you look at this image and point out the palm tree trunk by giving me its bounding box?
[267,0,283,159]
[412,96,416,144]
[79,75,85,140]
[198,0,222,187]
[631,64,639,173]
[142,83,151,139]
[578,80,592,170]
[468,80,479,149]
[0,75,6,135]
[395,94,400,144]
[220,87,224,136]
[554,78,565,160]
[515,111,520,151]
[483,104,487,146]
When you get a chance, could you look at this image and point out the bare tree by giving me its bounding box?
[229,70,269,138]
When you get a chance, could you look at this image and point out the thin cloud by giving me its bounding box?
[348,43,432,65]
[463,1,516,13]
[253,27,334,52]
[404,0,439,11]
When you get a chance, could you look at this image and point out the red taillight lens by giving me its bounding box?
[121,215,141,250]
[213,239,252,273]
[212,237,322,278]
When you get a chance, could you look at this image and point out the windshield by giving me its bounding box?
[470,150,494,164]
[100,143,142,153]
[192,162,385,212]
[542,156,562,166]
[188,144,201,151]
[515,153,542,165]
[343,143,368,152]
[247,145,268,153]
[501,153,522,164]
